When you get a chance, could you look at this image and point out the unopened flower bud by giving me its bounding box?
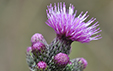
[77,58,88,69]
[37,61,47,70]
[31,33,45,44]
[32,42,45,53]
[26,47,32,52]
[68,61,72,65]
[54,53,69,67]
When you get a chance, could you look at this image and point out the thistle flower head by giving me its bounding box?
[54,53,69,67]
[37,61,47,70]
[46,2,102,43]
[26,2,102,71]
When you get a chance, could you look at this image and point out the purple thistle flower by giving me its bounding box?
[54,53,69,67]
[46,2,102,43]
[37,61,47,70]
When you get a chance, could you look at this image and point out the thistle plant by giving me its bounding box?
[26,2,102,71]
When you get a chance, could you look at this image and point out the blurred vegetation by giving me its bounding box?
[0,0,113,71]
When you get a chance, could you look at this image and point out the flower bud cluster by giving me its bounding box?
[26,33,88,71]
[26,33,48,71]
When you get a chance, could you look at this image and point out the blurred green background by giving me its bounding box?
[0,0,113,71]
